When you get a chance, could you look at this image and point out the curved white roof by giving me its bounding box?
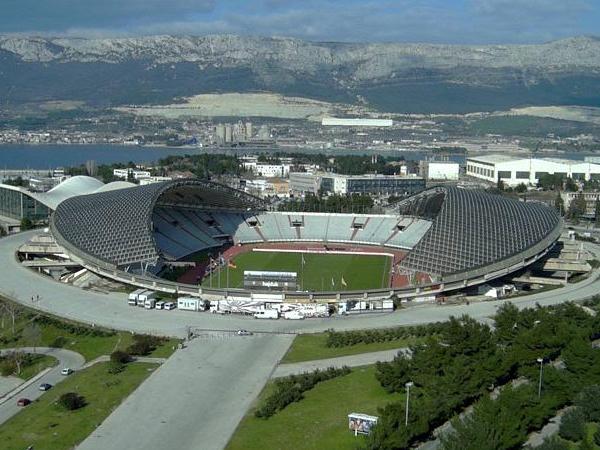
[93,181,136,193]
[35,176,105,210]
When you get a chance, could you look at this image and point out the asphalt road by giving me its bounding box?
[0,347,85,425]
[2,231,600,338]
[77,333,294,450]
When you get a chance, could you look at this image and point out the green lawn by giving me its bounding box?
[202,251,391,291]
[0,299,180,361]
[282,332,420,364]
[17,355,58,380]
[227,365,401,450]
[0,362,157,450]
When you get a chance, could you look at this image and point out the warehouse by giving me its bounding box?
[466,154,600,186]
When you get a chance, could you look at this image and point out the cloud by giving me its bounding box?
[0,0,597,44]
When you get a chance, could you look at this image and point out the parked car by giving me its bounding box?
[163,302,176,310]
[39,383,52,391]
[236,329,253,336]
[61,368,73,376]
[17,398,31,407]
[155,301,165,310]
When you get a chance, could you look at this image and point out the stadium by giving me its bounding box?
[49,179,562,310]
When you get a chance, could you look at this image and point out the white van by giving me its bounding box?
[164,302,176,310]
[144,298,156,309]
[253,309,279,319]
[155,301,165,310]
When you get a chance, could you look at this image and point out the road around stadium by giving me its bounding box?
[2,230,600,450]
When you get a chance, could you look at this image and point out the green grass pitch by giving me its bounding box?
[202,251,391,291]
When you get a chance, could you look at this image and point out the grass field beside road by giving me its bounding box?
[202,251,391,291]
[281,332,421,363]
[0,362,158,450]
[226,365,401,450]
[0,298,180,361]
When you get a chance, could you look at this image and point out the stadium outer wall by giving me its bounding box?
[52,222,562,303]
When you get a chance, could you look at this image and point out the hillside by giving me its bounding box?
[1,35,600,114]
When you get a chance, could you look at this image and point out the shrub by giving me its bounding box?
[58,392,86,411]
[110,351,131,364]
[558,408,586,442]
[254,366,351,419]
[532,436,569,450]
[50,336,67,348]
[126,334,163,356]
[107,362,125,374]
[594,428,600,447]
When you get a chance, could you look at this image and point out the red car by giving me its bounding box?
[17,398,31,407]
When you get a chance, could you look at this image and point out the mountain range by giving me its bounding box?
[1,35,600,114]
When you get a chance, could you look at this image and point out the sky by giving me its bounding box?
[0,0,598,44]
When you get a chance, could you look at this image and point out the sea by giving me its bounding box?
[0,143,593,170]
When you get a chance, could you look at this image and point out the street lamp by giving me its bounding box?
[405,381,414,427]
[537,357,544,398]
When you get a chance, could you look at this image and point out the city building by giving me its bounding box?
[289,172,425,196]
[242,162,290,178]
[561,191,600,218]
[466,155,600,186]
[419,161,460,180]
[113,168,152,181]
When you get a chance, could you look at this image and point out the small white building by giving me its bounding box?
[466,154,600,186]
[420,161,460,180]
[113,168,151,181]
[139,176,173,186]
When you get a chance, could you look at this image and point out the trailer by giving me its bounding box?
[253,309,279,319]
[136,290,157,307]
[177,297,201,312]
[128,288,146,306]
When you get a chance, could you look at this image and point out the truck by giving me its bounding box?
[136,290,157,307]
[253,309,279,319]
[177,297,201,312]
[128,288,146,306]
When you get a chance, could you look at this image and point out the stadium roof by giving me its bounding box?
[398,186,561,277]
[51,179,266,268]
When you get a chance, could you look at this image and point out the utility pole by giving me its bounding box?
[537,357,544,398]
[405,381,414,426]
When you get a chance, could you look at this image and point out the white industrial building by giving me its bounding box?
[321,117,393,127]
[419,161,460,180]
[466,155,600,186]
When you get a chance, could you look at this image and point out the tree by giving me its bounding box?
[20,217,34,231]
[594,427,600,447]
[22,323,42,352]
[1,301,20,334]
[58,392,86,410]
[575,385,600,422]
[515,183,528,193]
[555,194,565,216]
[558,408,586,442]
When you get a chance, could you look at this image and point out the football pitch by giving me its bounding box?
[202,251,391,291]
